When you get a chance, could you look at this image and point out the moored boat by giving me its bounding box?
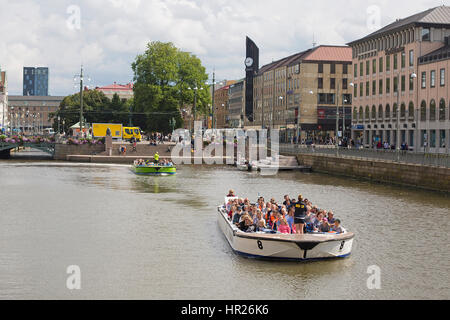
[218,197,354,261]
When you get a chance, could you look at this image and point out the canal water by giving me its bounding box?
[0,159,449,299]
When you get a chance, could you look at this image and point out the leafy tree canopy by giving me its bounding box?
[131,41,211,133]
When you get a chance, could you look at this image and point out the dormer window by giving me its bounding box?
[421,28,430,41]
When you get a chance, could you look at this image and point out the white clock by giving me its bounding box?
[245,57,253,67]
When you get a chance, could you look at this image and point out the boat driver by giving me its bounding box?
[294,194,307,234]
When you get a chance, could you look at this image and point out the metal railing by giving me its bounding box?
[279,143,450,168]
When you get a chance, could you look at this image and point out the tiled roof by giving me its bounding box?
[348,5,450,45]
[302,45,352,62]
[96,82,133,91]
[257,49,312,75]
[257,45,351,75]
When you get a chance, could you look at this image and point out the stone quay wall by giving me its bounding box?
[295,153,450,193]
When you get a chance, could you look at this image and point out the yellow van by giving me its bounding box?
[123,127,142,141]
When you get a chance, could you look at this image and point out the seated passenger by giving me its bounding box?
[232,207,242,226]
[278,217,291,234]
[319,218,331,232]
[227,189,236,197]
[256,219,266,232]
[327,211,336,226]
[332,219,343,233]
[239,214,255,232]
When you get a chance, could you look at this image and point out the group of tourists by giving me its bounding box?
[134,153,174,167]
[225,190,344,235]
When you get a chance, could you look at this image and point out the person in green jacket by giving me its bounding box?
[154,152,159,164]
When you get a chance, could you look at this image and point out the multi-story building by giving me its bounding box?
[214,83,232,128]
[228,79,245,128]
[253,45,352,142]
[348,5,450,153]
[8,95,64,134]
[23,67,49,96]
[95,82,134,100]
[0,67,8,133]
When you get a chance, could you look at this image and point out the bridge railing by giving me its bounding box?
[279,143,450,169]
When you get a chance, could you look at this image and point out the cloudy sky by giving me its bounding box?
[0,0,444,96]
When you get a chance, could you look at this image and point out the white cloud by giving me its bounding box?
[0,0,444,95]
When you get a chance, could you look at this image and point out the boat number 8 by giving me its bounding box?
[257,240,263,250]
[339,241,345,250]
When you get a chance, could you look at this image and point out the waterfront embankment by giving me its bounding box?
[295,153,450,193]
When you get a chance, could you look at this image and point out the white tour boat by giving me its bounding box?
[218,197,354,261]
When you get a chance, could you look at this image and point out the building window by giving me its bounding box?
[409,75,414,91]
[330,78,335,89]
[343,64,348,74]
[440,130,446,147]
[354,64,358,77]
[439,99,446,121]
[354,83,358,97]
[379,79,383,94]
[394,76,398,93]
[386,55,390,71]
[366,61,369,75]
[386,78,390,94]
[400,103,406,118]
[401,52,406,69]
[393,54,398,70]
[421,72,426,88]
[408,102,414,120]
[342,78,348,89]
[330,63,336,74]
[409,50,414,66]
[379,57,383,72]
[378,105,383,120]
[430,130,436,148]
[429,99,436,121]
[318,78,323,89]
[318,63,323,73]
[371,105,376,120]
[430,70,436,88]
[372,59,376,74]
[360,62,363,76]
[360,83,363,96]
[421,28,430,41]
[420,100,426,121]
[440,68,445,86]
[401,75,405,92]
[393,103,398,118]
[372,80,376,95]
[365,81,369,96]
[365,105,370,120]
[385,104,391,120]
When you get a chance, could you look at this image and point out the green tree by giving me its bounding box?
[132,41,211,133]
[51,90,128,132]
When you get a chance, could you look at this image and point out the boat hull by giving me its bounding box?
[133,165,176,175]
[218,207,354,261]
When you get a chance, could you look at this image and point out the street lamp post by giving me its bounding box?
[188,86,203,132]
[74,65,91,138]
[58,115,61,135]
[336,82,340,156]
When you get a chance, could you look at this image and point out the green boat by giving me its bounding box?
[132,164,176,175]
